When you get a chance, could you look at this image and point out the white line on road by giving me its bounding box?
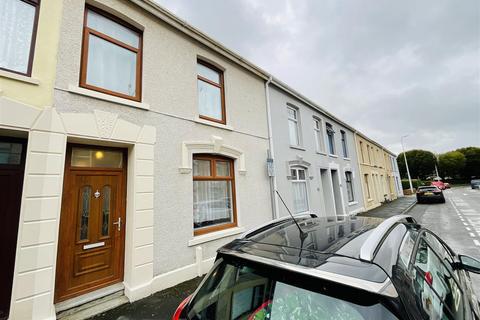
[466,227,471,231]
[463,222,468,226]
[474,240,480,246]
[470,233,476,237]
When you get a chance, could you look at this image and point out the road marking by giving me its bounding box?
[466,227,471,231]
[470,233,476,237]
[463,222,468,226]
[461,209,476,213]
[460,218,465,221]
[474,240,480,246]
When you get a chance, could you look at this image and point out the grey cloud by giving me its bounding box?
[156,0,480,153]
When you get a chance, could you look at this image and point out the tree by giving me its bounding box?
[456,147,480,179]
[438,151,465,179]
[397,149,437,180]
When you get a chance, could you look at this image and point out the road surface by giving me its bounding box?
[409,186,480,297]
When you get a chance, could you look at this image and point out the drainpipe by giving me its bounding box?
[265,76,279,219]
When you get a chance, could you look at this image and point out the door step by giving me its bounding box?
[56,291,128,320]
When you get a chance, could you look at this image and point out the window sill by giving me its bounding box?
[290,145,306,151]
[348,201,359,206]
[194,117,234,131]
[367,198,374,202]
[316,151,327,156]
[188,226,245,246]
[67,85,150,110]
[0,69,40,85]
[328,154,338,158]
[343,157,351,161]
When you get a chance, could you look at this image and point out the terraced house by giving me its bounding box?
[0,1,401,319]
[267,79,365,218]
[1,0,272,318]
[355,133,402,211]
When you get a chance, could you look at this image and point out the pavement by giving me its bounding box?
[358,195,417,218]
[88,277,202,320]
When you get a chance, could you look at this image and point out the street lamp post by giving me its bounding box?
[401,135,414,193]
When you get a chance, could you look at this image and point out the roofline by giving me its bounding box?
[355,130,397,157]
[130,0,394,155]
[359,215,416,262]
[220,248,399,298]
[131,0,270,80]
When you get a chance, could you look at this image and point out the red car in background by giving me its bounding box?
[431,179,446,190]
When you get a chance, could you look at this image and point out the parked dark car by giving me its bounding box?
[173,215,480,320]
[471,179,480,190]
[417,186,446,203]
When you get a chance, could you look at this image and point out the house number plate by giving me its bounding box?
[83,242,105,250]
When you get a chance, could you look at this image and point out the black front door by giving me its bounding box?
[0,138,27,319]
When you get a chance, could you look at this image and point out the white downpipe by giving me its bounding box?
[265,76,279,219]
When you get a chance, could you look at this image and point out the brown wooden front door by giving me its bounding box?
[55,145,127,303]
[0,138,27,319]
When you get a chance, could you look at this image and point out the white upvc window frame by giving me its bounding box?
[290,166,309,214]
[313,117,326,153]
[287,106,300,147]
[345,171,355,203]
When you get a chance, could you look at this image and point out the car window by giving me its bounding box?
[398,229,418,268]
[187,258,399,320]
[413,237,464,320]
[424,232,454,267]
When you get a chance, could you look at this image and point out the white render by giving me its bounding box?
[0,95,156,319]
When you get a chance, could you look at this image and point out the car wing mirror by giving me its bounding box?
[459,255,480,274]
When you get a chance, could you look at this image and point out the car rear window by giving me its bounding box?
[185,257,398,320]
[418,187,437,192]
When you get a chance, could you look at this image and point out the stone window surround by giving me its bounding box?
[0,96,156,319]
[179,135,247,244]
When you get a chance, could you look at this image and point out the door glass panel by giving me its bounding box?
[71,148,123,168]
[102,186,111,237]
[0,142,23,165]
[79,186,92,240]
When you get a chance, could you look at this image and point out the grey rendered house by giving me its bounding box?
[267,79,365,218]
[6,0,273,318]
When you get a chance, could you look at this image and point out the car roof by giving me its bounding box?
[219,215,417,298]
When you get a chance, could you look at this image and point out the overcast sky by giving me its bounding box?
[156,0,479,154]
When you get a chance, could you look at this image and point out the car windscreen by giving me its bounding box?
[185,256,399,320]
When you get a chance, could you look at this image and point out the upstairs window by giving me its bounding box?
[313,118,325,153]
[287,106,300,146]
[80,7,142,101]
[291,167,308,213]
[0,0,40,75]
[193,154,236,235]
[197,60,225,124]
[345,171,354,202]
[341,130,348,158]
[326,123,335,155]
[359,141,365,163]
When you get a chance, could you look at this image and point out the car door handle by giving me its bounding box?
[113,217,121,231]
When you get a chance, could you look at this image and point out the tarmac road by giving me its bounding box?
[409,186,480,297]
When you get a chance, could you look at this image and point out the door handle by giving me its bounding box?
[113,217,121,231]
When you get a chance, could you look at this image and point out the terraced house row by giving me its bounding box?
[0,0,403,319]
